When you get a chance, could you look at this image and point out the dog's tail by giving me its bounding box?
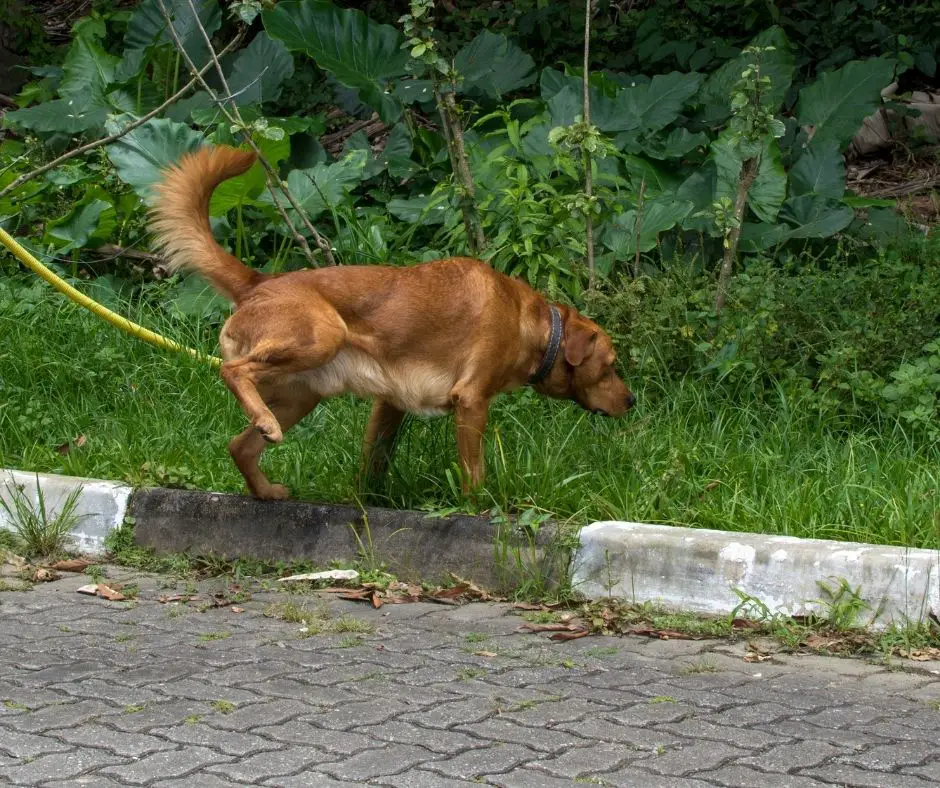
[150,145,262,303]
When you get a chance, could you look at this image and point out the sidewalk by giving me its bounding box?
[2,569,940,787]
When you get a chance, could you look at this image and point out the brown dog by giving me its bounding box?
[151,145,634,500]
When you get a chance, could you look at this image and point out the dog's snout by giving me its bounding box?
[626,392,637,409]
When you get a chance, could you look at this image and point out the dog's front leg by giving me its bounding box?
[453,393,490,494]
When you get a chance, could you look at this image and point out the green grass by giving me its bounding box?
[1,281,938,548]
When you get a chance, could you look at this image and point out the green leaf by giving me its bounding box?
[224,32,295,107]
[711,131,786,224]
[58,35,119,100]
[380,124,418,180]
[618,127,708,159]
[789,142,845,199]
[454,31,537,100]
[263,0,409,124]
[748,139,786,224]
[105,116,204,201]
[622,156,682,196]
[699,27,795,121]
[602,198,693,257]
[388,193,448,225]
[121,0,222,78]
[261,149,368,221]
[779,194,854,239]
[596,72,704,133]
[46,199,111,252]
[795,57,897,149]
[209,136,290,216]
[547,85,581,128]
[4,99,109,134]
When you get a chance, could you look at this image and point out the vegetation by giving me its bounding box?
[0,0,937,547]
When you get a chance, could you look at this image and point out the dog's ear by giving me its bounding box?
[565,320,598,366]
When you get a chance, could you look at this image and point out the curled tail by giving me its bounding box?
[150,145,262,303]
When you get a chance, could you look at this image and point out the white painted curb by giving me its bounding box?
[574,521,940,628]
[0,469,132,556]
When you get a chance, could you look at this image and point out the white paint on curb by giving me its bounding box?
[0,469,132,556]
[573,521,940,628]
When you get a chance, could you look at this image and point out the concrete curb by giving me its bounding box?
[128,487,563,592]
[0,469,132,556]
[573,521,940,628]
[3,468,938,627]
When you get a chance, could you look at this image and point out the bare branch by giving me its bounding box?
[173,0,336,266]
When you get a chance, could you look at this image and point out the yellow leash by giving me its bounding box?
[0,226,221,368]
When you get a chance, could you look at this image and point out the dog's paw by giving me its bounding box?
[253,413,283,443]
[256,483,290,501]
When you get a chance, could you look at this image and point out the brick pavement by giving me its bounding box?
[2,569,940,786]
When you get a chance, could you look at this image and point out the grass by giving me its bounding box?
[0,473,84,558]
[1,279,939,548]
[263,599,376,636]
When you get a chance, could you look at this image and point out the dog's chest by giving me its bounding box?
[298,349,453,415]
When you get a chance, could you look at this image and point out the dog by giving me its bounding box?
[150,145,635,500]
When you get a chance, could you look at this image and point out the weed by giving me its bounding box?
[124,704,145,714]
[198,632,232,642]
[464,632,489,644]
[332,616,375,634]
[681,657,719,675]
[84,565,105,583]
[584,646,620,658]
[58,625,70,632]
[456,667,487,680]
[264,601,374,637]
[3,700,27,711]
[338,636,363,648]
[114,633,134,643]
[0,476,84,558]
[211,700,236,714]
[649,696,676,704]
[184,714,202,725]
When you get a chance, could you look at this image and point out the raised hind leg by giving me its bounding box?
[228,386,321,500]
[219,299,345,443]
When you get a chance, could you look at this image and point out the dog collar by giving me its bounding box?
[529,305,562,385]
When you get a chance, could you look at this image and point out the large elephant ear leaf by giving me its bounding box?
[263,0,409,124]
[795,57,897,149]
[120,0,222,79]
[699,26,795,121]
[105,116,204,201]
[789,142,845,199]
[223,32,295,107]
[454,31,537,100]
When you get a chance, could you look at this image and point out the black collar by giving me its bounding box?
[529,305,562,385]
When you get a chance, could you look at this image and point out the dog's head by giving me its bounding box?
[535,308,635,417]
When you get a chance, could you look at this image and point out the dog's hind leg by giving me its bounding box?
[228,386,321,500]
[219,304,346,443]
[360,399,406,489]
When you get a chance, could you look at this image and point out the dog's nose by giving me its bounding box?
[626,392,637,409]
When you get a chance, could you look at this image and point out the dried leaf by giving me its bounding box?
[550,629,591,641]
[803,633,844,650]
[629,627,698,640]
[474,650,498,657]
[278,569,360,583]
[157,594,197,604]
[96,584,125,602]
[370,592,384,609]
[906,648,940,661]
[432,584,471,600]
[520,622,581,633]
[338,589,374,602]
[231,606,245,613]
[48,558,91,572]
[744,651,771,663]
[31,567,59,583]
[513,602,546,611]
[730,617,761,630]
[76,584,99,596]
[55,435,86,455]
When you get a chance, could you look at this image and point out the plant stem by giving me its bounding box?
[714,156,758,314]
[582,0,595,288]
[435,87,486,255]
[633,177,646,279]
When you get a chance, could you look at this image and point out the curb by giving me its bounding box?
[0,469,132,556]
[3,468,938,628]
[573,521,940,629]
[128,487,562,592]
